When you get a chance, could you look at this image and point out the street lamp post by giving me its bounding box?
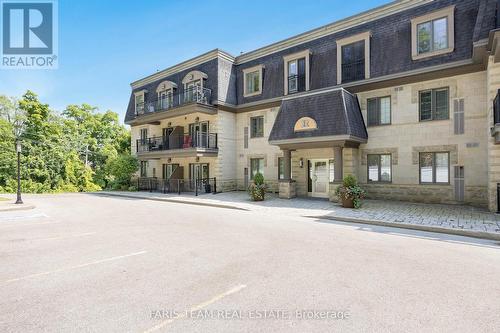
[15,141,23,204]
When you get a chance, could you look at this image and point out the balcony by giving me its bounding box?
[341,59,365,83]
[136,132,218,157]
[134,86,212,118]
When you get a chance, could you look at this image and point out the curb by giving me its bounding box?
[0,204,35,213]
[311,215,500,241]
[92,192,249,211]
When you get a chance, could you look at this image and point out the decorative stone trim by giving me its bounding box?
[412,144,458,165]
[361,148,398,165]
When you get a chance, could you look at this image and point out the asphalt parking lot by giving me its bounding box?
[1,193,499,332]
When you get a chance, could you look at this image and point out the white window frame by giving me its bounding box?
[134,89,147,114]
[336,31,371,85]
[283,49,310,95]
[243,65,264,97]
[411,5,455,60]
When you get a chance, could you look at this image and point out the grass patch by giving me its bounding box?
[0,197,9,201]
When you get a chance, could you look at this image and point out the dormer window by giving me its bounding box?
[156,80,177,110]
[134,90,147,115]
[411,6,454,60]
[243,65,263,97]
[182,70,208,103]
[336,31,371,84]
[283,50,310,95]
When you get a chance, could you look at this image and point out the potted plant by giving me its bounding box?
[248,172,267,201]
[335,175,366,208]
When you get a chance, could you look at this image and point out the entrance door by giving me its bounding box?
[310,159,329,198]
[189,163,209,190]
[189,122,208,148]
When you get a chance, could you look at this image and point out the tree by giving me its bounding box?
[0,91,134,193]
[106,154,139,190]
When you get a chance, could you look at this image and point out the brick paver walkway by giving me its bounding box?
[99,191,500,238]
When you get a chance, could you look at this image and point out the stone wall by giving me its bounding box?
[487,56,500,211]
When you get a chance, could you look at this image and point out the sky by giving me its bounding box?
[0,0,391,123]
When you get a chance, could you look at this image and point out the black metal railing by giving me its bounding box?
[137,177,217,196]
[495,90,500,125]
[136,133,218,153]
[135,86,212,116]
[341,59,365,83]
[287,74,306,93]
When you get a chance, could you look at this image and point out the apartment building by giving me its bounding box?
[125,0,500,211]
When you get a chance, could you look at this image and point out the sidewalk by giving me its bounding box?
[0,197,35,212]
[96,191,500,241]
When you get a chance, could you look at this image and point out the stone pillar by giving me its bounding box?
[333,146,343,182]
[279,149,296,199]
[279,180,296,199]
[282,149,291,180]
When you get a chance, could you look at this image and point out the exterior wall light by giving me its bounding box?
[299,158,304,168]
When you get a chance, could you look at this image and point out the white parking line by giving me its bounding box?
[2,250,147,284]
[143,284,247,333]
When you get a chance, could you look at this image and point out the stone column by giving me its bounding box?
[282,149,291,181]
[279,149,296,199]
[333,146,343,182]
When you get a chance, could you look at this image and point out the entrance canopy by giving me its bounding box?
[269,88,367,149]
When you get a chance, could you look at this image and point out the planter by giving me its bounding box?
[251,188,265,201]
[341,197,354,208]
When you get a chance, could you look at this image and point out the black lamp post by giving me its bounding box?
[15,140,23,204]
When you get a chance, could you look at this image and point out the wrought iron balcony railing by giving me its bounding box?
[136,132,218,153]
[341,59,365,83]
[135,86,212,116]
[287,74,306,94]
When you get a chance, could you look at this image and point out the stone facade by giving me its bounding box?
[126,1,500,210]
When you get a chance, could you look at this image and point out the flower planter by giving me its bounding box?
[251,189,265,201]
[341,197,354,208]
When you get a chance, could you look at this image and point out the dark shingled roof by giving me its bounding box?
[268,89,368,143]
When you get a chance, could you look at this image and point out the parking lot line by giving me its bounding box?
[2,250,147,284]
[143,284,247,333]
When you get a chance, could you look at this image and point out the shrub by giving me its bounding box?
[335,175,366,209]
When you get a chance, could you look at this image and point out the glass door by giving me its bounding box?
[189,122,208,148]
[189,163,209,191]
[311,159,329,198]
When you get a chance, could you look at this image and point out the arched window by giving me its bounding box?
[182,71,208,103]
[156,80,177,110]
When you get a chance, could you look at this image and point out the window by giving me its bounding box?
[419,152,449,184]
[419,88,449,121]
[243,65,263,97]
[162,163,179,180]
[287,58,306,93]
[367,154,391,182]
[341,41,365,83]
[411,6,454,60]
[336,31,370,84]
[250,116,264,138]
[283,50,310,95]
[140,161,148,177]
[367,96,391,126]
[135,92,145,114]
[417,17,448,55]
[140,128,148,143]
[250,158,264,180]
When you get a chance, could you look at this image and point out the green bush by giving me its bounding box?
[248,172,267,201]
[335,175,366,209]
[128,185,137,192]
[106,154,139,190]
[253,172,264,185]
